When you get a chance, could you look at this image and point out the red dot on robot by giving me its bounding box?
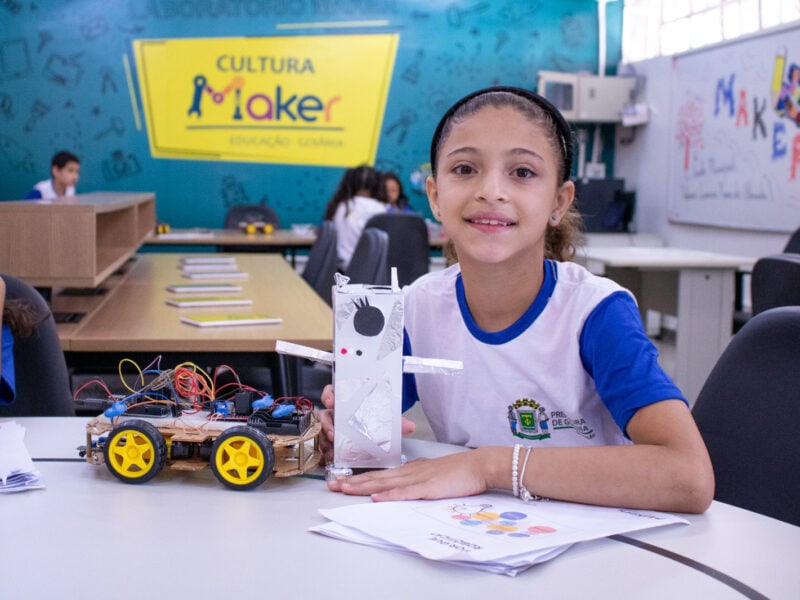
[340,348,348,354]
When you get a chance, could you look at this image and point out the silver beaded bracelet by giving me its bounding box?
[518,446,550,503]
[511,443,521,498]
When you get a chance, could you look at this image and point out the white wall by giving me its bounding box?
[614,56,791,258]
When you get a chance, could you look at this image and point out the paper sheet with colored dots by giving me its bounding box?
[312,492,688,575]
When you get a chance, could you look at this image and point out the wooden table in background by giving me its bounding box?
[56,253,332,397]
[144,228,317,267]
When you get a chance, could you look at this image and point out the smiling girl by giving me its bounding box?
[321,87,714,514]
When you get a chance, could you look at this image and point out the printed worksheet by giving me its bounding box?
[311,492,687,575]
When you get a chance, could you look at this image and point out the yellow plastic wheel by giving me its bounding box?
[103,420,166,484]
[210,426,274,490]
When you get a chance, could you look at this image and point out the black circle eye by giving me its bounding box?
[353,298,385,337]
[356,350,362,356]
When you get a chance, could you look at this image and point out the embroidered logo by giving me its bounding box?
[508,400,596,441]
[508,399,551,441]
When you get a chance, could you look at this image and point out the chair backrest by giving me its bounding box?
[223,204,281,229]
[750,253,800,315]
[344,228,389,285]
[364,213,430,287]
[0,274,74,416]
[302,221,338,305]
[692,306,800,526]
[783,227,800,254]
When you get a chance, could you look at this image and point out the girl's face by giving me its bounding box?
[427,105,573,268]
[385,178,401,204]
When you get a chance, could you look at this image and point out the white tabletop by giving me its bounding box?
[3,418,798,599]
[576,246,756,270]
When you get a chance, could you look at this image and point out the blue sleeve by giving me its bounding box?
[23,189,42,200]
[1,326,16,405]
[579,292,685,436]
[401,329,419,412]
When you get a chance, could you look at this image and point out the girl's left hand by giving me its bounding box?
[327,447,496,501]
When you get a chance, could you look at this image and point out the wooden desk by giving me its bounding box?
[6,416,798,599]
[144,228,316,267]
[57,253,332,396]
[575,246,756,403]
[146,227,450,252]
[0,192,155,287]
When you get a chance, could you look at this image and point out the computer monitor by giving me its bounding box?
[572,178,634,233]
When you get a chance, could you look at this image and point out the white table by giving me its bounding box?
[4,417,797,599]
[574,246,756,404]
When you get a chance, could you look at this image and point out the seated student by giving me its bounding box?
[318,87,714,514]
[382,171,412,212]
[0,278,40,405]
[323,165,388,271]
[24,151,80,200]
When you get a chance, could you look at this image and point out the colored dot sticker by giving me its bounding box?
[459,520,482,526]
[487,523,518,532]
[340,348,347,354]
[528,525,557,534]
[473,511,501,521]
[499,511,527,520]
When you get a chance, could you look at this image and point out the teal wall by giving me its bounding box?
[0,0,622,227]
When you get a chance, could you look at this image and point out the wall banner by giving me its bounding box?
[133,34,398,167]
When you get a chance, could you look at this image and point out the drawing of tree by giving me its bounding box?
[676,94,704,171]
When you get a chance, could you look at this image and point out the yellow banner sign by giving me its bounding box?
[133,34,398,166]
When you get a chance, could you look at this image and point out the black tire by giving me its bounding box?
[103,419,167,484]
[210,426,274,491]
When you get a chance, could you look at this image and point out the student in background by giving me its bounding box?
[24,151,80,199]
[320,87,714,514]
[323,165,388,270]
[382,171,411,212]
[0,277,40,405]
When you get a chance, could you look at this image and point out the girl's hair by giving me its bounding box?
[3,299,42,339]
[323,165,386,221]
[429,86,582,262]
[381,171,409,210]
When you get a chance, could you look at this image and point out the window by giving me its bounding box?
[623,0,800,61]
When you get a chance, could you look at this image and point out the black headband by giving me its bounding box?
[429,86,574,183]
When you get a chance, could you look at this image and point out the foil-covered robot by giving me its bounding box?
[276,270,462,477]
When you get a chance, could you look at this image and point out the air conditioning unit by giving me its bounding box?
[537,71,636,123]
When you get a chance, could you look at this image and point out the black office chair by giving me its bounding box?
[363,213,430,287]
[692,306,800,526]
[221,203,282,253]
[750,253,800,315]
[301,221,338,305]
[344,228,389,285]
[783,227,800,254]
[733,252,800,332]
[0,274,74,416]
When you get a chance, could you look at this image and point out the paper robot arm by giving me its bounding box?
[275,340,462,375]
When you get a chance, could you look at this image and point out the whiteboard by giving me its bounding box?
[668,24,800,232]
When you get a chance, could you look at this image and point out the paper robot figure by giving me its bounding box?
[276,269,462,475]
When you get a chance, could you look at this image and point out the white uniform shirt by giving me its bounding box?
[403,261,682,448]
[332,195,387,270]
[29,179,75,199]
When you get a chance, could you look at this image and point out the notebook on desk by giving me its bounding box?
[166,283,243,293]
[165,297,253,308]
[180,314,282,327]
